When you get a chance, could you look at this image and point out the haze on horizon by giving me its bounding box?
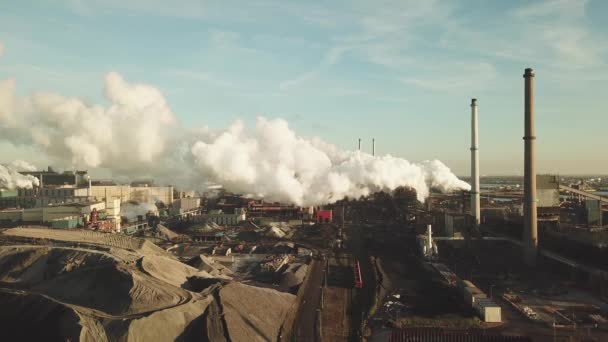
[1,0,607,176]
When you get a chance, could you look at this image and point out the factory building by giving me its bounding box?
[204,208,246,226]
[0,201,108,227]
[19,167,89,187]
[0,189,18,208]
[16,186,90,208]
[170,197,201,215]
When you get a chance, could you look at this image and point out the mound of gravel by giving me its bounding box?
[216,282,296,342]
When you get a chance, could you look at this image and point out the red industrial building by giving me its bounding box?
[316,210,332,223]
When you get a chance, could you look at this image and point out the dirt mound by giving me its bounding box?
[217,282,296,341]
[141,254,230,289]
[0,229,298,341]
[0,290,82,341]
[187,254,234,278]
[3,227,171,258]
[127,295,213,342]
[0,246,115,285]
[0,246,190,316]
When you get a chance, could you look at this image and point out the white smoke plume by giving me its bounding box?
[120,201,158,221]
[0,47,470,205]
[191,118,470,205]
[0,163,40,190]
[9,160,37,171]
[0,71,176,175]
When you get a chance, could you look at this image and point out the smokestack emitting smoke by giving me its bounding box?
[523,68,538,265]
[470,99,480,225]
[0,49,470,205]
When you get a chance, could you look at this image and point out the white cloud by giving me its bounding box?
[208,29,241,47]
[399,62,497,91]
[278,46,348,91]
[511,0,588,19]
[165,69,235,89]
[65,0,207,19]
[279,71,318,90]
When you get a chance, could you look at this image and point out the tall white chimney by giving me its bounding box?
[426,224,433,251]
[471,98,480,225]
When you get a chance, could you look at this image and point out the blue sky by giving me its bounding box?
[1,0,607,175]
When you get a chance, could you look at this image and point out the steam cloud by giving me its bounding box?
[0,164,40,190]
[0,45,470,205]
[120,202,159,221]
[191,118,470,205]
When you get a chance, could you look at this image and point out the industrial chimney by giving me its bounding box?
[372,138,375,156]
[470,99,480,225]
[358,138,361,151]
[523,68,538,266]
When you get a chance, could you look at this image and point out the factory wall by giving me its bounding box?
[90,185,131,202]
[173,197,200,211]
[131,186,174,205]
[22,208,43,222]
[90,185,174,205]
[0,209,23,222]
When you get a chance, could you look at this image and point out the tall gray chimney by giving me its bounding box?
[358,138,361,151]
[523,68,538,266]
[470,98,480,225]
[372,138,375,156]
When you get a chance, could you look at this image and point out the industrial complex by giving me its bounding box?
[0,68,607,342]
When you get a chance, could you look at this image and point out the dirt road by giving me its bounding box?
[292,259,323,341]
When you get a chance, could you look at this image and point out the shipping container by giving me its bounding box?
[474,298,502,322]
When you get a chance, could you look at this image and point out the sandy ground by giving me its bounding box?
[0,227,299,341]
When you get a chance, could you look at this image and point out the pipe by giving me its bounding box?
[471,98,480,225]
[523,68,538,266]
[372,138,375,156]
